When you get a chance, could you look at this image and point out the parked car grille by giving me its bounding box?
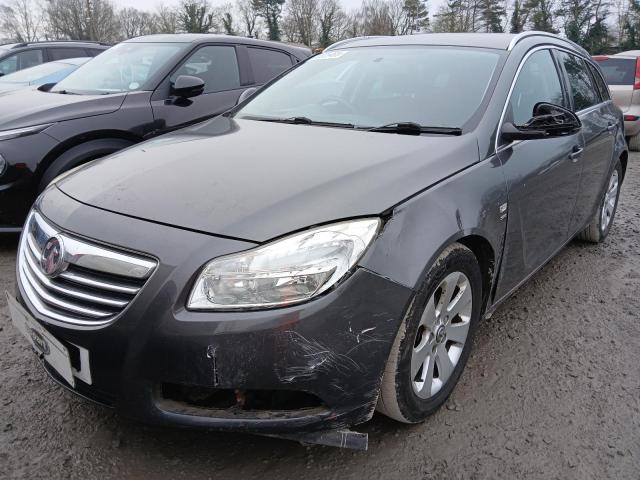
[17,211,156,327]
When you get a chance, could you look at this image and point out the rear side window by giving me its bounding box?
[558,52,600,111]
[588,63,610,100]
[508,49,565,125]
[248,47,293,84]
[593,57,635,85]
[48,48,88,61]
[171,45,240,93]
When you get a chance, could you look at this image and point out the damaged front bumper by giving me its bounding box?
[16,188,413,439]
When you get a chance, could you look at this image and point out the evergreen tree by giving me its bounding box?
[480,0,506,31]
[525,0,556,31]
[252,0,285,40]
[403,0,429,33]
[510,0,528,32]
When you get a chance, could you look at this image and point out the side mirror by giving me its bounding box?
[237,87,258,105]
[170,75,205,99]
[502,102,581,142]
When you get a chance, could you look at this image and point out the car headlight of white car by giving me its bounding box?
[188,218,381,310]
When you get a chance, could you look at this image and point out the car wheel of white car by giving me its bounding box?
[628,134,640,152]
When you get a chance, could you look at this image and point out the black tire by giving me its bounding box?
[377,243,482,423]
[577,160,622,243]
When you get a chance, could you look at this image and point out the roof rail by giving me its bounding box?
[11,40,110,49]
[326,36,387,51]
[508,31,589,57]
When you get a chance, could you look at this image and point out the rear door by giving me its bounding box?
[556,51,616,235]
[151,44,249,133]
[593,56,636,112]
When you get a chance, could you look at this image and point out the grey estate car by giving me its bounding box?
[8,32,626,449]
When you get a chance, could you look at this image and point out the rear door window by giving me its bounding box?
[48,48,88,61]
[588,63,611,100]
[248,48,293,84]
[557,52,600,111]
[171,45,240,93]
[593,57,635,85]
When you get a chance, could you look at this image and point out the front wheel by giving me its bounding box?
[577,161,622,243]
[377,243,482,423]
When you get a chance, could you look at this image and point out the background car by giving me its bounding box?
[0,34,311,232]
[0,41,107,77]
[593,51,640,150]
[0,57,89,93]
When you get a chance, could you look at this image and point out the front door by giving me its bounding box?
[494,48,584,300]
[151,44,247,134]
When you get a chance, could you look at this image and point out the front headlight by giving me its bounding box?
[0,123,52,142]
[188,218,381,310]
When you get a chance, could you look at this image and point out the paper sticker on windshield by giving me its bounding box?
[317,50,348,60]
[129,82,140,90]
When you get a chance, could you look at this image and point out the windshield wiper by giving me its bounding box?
[245,115,355,129]
[365,122,463,136]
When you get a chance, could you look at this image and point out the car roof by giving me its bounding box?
[125,34,312,58]
[326,31,588,57]
[0,41,109,50]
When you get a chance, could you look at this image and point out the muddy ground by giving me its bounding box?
[1,156,639,480]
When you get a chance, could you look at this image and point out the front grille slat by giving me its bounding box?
[23,250,129,309]
[17,212,157,326]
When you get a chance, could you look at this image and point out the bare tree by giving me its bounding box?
[317,0,348,46]
[46,0,120,42]
[118,7,157,39]
[237,0,260,37]
[388,0,410,34]
[0,0,44,41]
[217,3,237,34]
[360,0,394,35]
[154,3,179,33]
[286,0,317,46]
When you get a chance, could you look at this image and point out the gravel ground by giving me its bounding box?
[1,156,639,480]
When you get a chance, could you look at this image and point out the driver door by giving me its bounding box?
[494,48,585,300]
[151,45,247,134]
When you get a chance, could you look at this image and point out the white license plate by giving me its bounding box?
[5,292,75,388]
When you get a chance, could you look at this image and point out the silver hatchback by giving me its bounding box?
[594,51,640,150]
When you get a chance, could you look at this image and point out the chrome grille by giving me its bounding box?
[18,212,157,326]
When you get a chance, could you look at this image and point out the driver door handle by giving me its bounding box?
[607,123,616,133]
[569,146,584,162]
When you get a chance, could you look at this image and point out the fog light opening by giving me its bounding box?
[161,383,325,411]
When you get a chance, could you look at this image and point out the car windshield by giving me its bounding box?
[53,42,184,94]
[236,46,501,129]
[0,61,72,83]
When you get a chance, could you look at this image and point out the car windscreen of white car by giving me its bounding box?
[236,46,501,131]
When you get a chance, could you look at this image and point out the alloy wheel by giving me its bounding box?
[601,170,619,232]
[411,271,473,399]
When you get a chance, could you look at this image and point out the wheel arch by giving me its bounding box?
[36,130,141,190]
[457,234,496,313]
